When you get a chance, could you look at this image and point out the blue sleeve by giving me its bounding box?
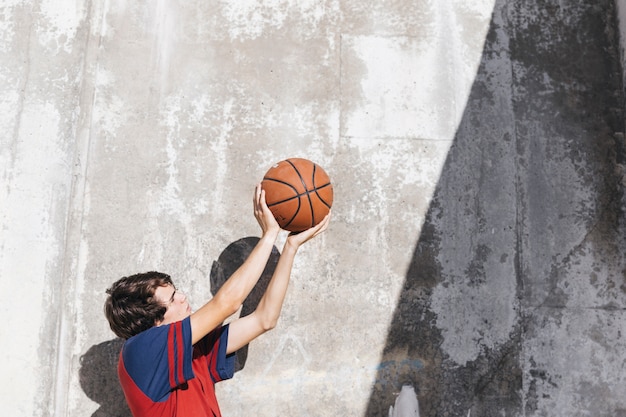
[201,323,236,383]
[122,317,194,402]
[216,324,236,381]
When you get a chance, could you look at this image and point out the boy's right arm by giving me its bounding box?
[189,184,280,345]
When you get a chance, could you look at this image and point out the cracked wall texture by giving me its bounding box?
[1,0,625,416]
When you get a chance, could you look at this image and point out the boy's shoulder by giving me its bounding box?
[123,317,191,361]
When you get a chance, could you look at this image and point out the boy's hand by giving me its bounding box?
[254,183,280,237]
[286,211,331,249]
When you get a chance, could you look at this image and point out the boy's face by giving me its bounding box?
[154,284,192,326]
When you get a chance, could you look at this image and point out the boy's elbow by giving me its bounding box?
[264,319,278,331]
[228,303,242,317]
[213,292,242,317]
[259,315,279,332]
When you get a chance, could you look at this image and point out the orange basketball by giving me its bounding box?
[261,158,333,232]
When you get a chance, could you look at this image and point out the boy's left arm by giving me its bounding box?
[226,213,331,354]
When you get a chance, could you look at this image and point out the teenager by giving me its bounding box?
[104,184,330,416]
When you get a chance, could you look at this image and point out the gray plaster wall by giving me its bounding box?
[1,1,625,416]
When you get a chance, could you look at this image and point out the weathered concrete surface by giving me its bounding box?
[1,1,625,416]
[367,1,626,416]
[0,2,90,416]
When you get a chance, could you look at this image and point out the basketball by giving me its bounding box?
[261,158,333,232]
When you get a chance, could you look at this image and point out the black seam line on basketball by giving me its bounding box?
[292,160,315,228]
[313,189,332,209]
[263,177,300,192]
[308,164,317,227]
[267,195,300,207]
[264,174,330,194]
[313,182,332,207]
[263,176,303,222]
[267,185,331,207]
[286,159,317,228]
[283,197,300,229]
[265,195,302,225]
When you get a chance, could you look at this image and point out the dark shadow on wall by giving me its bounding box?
[365,0,624,416]
[210,236,280,372]
[80,338,131,417]
[364,4,523,412]
[79,238,279,416]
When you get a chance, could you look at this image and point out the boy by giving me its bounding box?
[104,184,330,417]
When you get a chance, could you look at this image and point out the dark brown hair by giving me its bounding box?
[104,271,173,339]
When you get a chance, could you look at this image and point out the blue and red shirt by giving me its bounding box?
[118,317,235,417]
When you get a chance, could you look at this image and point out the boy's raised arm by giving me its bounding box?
[189,184,280,345]
[226,212,331,353]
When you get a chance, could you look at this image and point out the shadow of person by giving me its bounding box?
[210,236,280,372]
[79,338,131,417]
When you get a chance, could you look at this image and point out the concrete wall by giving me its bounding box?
[617,0,626,91]
[1,1,625,416]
